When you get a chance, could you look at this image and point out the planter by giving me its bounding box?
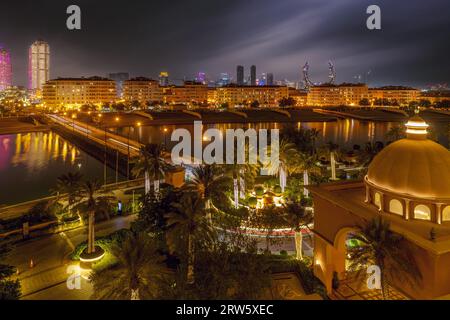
[79,246,105,269]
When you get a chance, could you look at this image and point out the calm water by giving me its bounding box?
[1,119,447,206]
[116,119,449,150]
[0,132,120,206]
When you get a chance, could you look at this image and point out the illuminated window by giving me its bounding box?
[374,192,382,210]
[389,199,403,216]
[414,204,431,220]
[442,206,450,222]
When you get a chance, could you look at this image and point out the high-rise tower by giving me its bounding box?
[250,65,256,86]
[0,46,12,91]
[28,40,50,91]
[236,65,244,85]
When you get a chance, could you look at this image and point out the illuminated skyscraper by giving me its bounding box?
[250,65,256,86]
[236,65,244,85]
[195,72,206,84]
[28,40,50,91]
[159,71,169,86]
[0,46,12,91]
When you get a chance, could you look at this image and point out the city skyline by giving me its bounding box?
[1,0,450,88]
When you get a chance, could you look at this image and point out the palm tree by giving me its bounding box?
[53,172,83,215]
[131,143,167,195]
[308,128,320,155]
[325,141,339,180]
[359,141,384,168]
[283,201,313,260]
[226,145,259,208]
[347,217,422,299]
[299,153,319,198]
[165,192,214,284]
[187,164,230,215]
[385,125,405,142]
[90,232,168,300]
[74,181,116,254]
[268,139,299,193]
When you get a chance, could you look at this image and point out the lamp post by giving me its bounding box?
[163,127,168,150]
[115,116,120,184]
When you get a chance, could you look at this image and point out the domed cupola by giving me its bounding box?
[364,116,450,224]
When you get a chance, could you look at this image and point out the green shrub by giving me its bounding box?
[248,197,257,208]
[254,186,264,197]
[70,228,131,260]
[273,185,282,195]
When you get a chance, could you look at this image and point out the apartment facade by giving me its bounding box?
[42,77,116,108]
[369,86,419,105]
[162,81,208,105]
[214,85,289,107]
[123,77,162,104]
[307,83,369,107]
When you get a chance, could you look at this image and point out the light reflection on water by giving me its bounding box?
[116,120,402,150]
[0,132,116,206]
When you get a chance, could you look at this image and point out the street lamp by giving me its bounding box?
[163,127,168,150]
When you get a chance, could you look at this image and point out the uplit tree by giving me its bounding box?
[132,144,167,196]
[74,181,116,255]
[90,232,168,300]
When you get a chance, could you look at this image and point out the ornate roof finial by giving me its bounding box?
[405,115,428,139]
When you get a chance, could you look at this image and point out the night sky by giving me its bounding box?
[1,0,450,88]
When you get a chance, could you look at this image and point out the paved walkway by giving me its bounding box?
[329,273,408,300]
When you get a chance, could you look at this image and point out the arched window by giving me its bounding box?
[389,199,403,216]
[442,206,450,222]
[374,192,382,210]
[414,204,431,220]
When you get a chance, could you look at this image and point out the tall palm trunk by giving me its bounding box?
[294,230,303,260]
[233,178,239,209]
[87,211,95,254]
[330,151,337,180]
[239,176,245,199]
[303,170,309,197]
[144,170,150,194]
[153,179,160,195]
[280,166,287,192]
[187,234,194,284]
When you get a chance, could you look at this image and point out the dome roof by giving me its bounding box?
[366,118,450,200]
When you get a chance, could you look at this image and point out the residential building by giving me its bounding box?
[123,77,162,104]
[215,84,289,107]
[307,83,369,107]
[42,76,116,109]
[162,81,208,105]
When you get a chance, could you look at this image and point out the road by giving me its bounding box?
[5,214,136,299]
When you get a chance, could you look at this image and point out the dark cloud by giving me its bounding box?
[0,0,449,87]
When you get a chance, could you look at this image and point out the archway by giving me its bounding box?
[333,227,360,280]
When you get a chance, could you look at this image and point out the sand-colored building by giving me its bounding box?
[369,86,420,105]
[288,88,308,106]
[162,81,208,105]
[307,83,369,107]
[123,77,162,104]
[309,116,450,299]
[419,90,450,104]
[42,77,116,109]
[214,85,289,107]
